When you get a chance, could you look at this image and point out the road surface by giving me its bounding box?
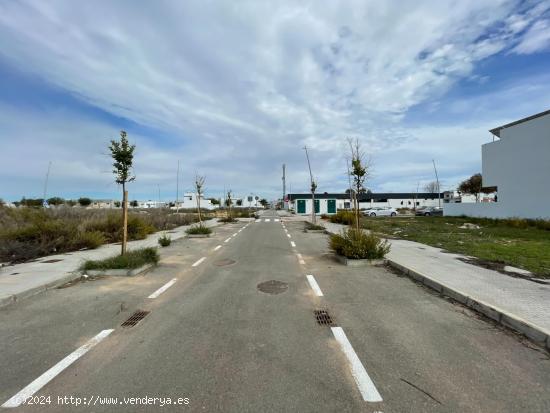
[1,210,549,412]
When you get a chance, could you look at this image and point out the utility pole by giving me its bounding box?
[42,161,52,206]
[432,159,441,208]
[176,160,180,213]
[303,146,317,224]
[282,163,286,210]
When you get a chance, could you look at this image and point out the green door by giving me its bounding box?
[327,199,336,214]
[314,199,320,213]
[297,200,306,214]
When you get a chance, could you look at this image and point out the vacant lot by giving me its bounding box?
[361,216,550,277]
[0,207,207,263]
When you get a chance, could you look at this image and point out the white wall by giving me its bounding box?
[449,113,550,220]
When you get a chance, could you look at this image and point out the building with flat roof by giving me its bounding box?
[445,109,550,219]
[288,192,443,215]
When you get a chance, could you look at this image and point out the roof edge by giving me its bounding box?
[490,109,550,138]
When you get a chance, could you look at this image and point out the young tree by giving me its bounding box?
[194,174,206,226]
[236,199,243,206]
[130,200,138,207]
[424,181,439,193]
[114,200,121,208]
[208,197,220,205]
[347,138,370,231]
[226,190,233,219]
[259,198,268,208]
[303,146,317,224]
[109,130,135,255]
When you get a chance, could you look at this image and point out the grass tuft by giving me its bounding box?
[186,225,212,235]
[80,247,159,271]
[158,234,171,247]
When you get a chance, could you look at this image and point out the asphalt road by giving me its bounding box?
[1,210,549,412]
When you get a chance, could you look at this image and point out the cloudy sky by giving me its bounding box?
[0,0,549,202]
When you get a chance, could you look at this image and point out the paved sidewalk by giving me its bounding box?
[0,219,220,307]
[298,218,550,348]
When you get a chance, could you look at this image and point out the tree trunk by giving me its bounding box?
[196,193,202,226]
[311,192,316,224]
[121,189,128,256]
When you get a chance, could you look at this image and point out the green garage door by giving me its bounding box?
[327,199,336,214]
[314,199,320,213]
[297,200,306,214]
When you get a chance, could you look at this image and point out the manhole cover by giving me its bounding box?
[257,280,288,295]
[214,259,236,267]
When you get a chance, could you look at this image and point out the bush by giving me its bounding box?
[219,216,238,223]
[329,210,355,225]
[158,234,171,247]
[329,228,390,259]
[305,221,325,231]
[186,225,212,235]
[80,247,159,271]
[73,231,105,250]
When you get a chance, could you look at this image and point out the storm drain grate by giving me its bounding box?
[314,309,334,326]
[121,310,150,327]
[42,259,63,263]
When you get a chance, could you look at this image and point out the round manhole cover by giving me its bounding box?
[257,280,288,295]
[214,259,236,267]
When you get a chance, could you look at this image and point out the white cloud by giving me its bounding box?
[513,19,550,54]
[0,0,548,200]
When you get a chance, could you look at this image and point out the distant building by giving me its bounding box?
[288,192,443,215]
[445,109,550,219]
[137,200,167,209]
[171,192,217,210]
[90,199,117,209]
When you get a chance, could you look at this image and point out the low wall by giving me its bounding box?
[444,203,550,219]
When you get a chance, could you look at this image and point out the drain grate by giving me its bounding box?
[314,309,334,326]
[42,259,63,263]
[121,310,150,327]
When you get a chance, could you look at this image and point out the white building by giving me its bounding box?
[288,192,443,215]
[137,200,167,209]
[171,192,217,210]
[445,109,550,219]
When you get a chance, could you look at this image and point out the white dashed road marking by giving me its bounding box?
[331,327,383,403]
[290,241,296,248]
[265,219,271,222]
[192,257,206,267]
[287,234,291,238]
[214,245,222,251]
[2,329,114,408]
[306,275,323,296]
[224,238,231,243]
[148,278,177,299]
[296,253,305,265]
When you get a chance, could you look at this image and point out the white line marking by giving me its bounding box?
[148,278,177,299]
[287,234,291,238]
[214,245,222,251]
[265,219,270,222]
[2,329,114,408]
[192,257,206,267]
[274,219,279,222]
[255,219,260,223]
[290,241,296,248]
[224,238,231,243]
[331,327,383,402]
[306,275,323,296]
[296,253,305,265]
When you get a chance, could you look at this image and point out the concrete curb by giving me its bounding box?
[0,272,83,309]
[386,259,550,351]
[86,263,155,277]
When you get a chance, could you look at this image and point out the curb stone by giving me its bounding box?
[386,259,550,351]
[0,272,82,309]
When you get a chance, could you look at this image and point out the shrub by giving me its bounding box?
[186,225,212,235]
[329,228,390,259]
[305,221,325,231]
[78,197,92,206]
[330,210,355,225]
[80,247,159,271]
[219,216,237,223]
[73,231,105,250]
[158,234,171,247]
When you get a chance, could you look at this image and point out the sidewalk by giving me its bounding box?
[310,218,550,349]
[0,219,220,307]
